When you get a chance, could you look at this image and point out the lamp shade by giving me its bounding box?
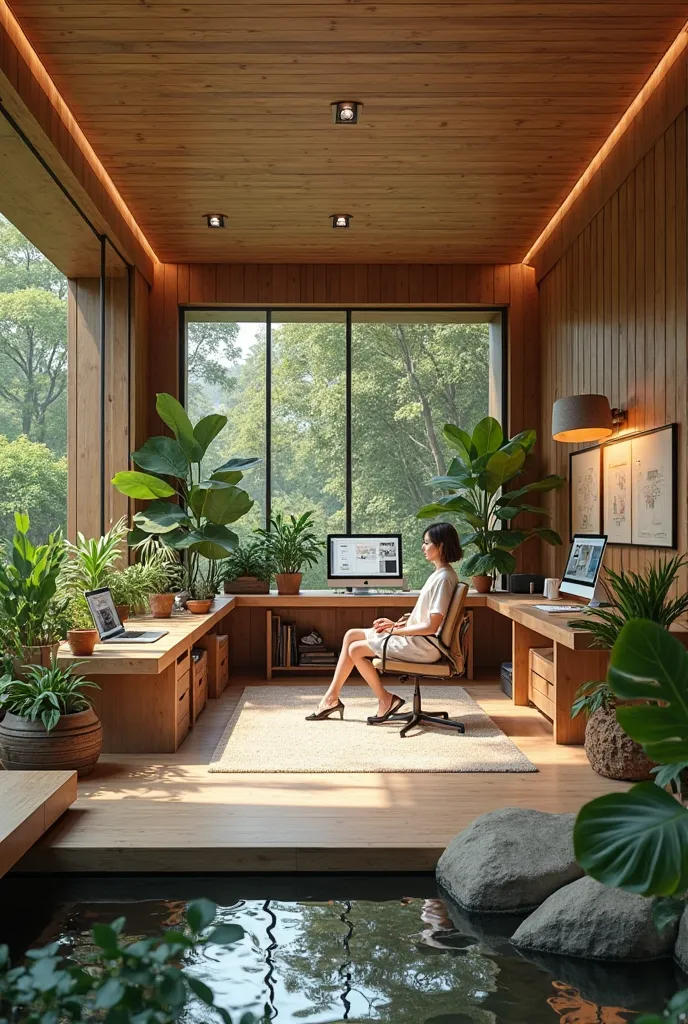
[551,394,613,442]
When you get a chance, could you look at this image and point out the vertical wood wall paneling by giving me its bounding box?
[67,278,101,540]
[104,263,130,530]
[147,261,541,570]
[539,109,688,598]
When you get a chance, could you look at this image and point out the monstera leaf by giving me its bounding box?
[574,782,688,896]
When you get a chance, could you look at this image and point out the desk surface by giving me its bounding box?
[57,596,236,674]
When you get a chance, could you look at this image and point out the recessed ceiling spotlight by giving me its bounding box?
[331,214,352,228]
[204,213,226,228]
[332,101,360,124]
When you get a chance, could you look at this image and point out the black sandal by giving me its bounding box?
[306,700,345,721]
[367,694,405,725]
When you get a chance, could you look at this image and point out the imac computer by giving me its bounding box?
[560,534,608,606]
[327,534,404,592]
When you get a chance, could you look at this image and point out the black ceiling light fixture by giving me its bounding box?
[331,214,352,229]
[204,213,226,228]
[332,101,360,124]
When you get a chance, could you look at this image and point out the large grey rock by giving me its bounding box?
[436,807,583,913]
[673,906,688,972]
[512,876,678,961]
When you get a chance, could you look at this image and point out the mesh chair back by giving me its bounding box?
[438,581,469,671]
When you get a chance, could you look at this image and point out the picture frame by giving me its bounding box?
[602,437,632,544]
[569,446,601,540]
[630,423,677,548]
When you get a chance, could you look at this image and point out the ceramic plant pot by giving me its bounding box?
[149,593,176,618]
[67,629,99,656]
[0,707,103,778]
[584,705,656,781]
[116,605,130,622]
[275,572,303,596]
[471,575,493,594]
[187,598,213,614]
[224,575,271,595]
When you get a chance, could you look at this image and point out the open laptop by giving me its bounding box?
[85,587,168,643]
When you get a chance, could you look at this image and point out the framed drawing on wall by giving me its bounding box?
[569,446,601,539]
[602,438,632,544]
[631,423,677,548]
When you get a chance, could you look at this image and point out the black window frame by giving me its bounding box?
[180,305,508,532]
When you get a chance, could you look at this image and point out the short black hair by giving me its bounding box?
[423,522,463,563]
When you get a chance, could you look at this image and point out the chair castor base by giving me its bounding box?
[389,709,466,738]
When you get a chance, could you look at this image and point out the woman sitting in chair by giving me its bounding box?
[306,522,462,723]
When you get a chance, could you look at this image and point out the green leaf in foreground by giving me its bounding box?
[111,471,175,500]
[574,781,688,896]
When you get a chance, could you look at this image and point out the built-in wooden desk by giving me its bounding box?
[57,597,235,753]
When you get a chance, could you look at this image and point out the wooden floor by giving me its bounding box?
[15,679,628,873]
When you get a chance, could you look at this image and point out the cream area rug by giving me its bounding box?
[208,685,537,774]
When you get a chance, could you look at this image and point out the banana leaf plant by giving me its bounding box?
[574,619,688,897]
[416,417,565,577]
[112,394,260,586]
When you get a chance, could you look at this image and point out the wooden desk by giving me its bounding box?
[57,597,235,753]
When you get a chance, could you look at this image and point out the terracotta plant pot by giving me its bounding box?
[13,643,60,679]
[186,598,213,614]
[116,605,130,622]
[149,593,176,618]
[224,575,271,595]
[0,707,103,778]
[471,574,493,594]
[275,572,303,595]
[584,705,656,781]
[67,629,99,656]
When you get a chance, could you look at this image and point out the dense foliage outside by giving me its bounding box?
[0,215,68,546]
[187,314,492,588]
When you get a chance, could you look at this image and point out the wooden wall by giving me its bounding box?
[538,72,688,583]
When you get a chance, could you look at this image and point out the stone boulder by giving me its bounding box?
[585,705,656,781]
[436,808,583,913]
[673,906,688,972]
[512,876,678,961]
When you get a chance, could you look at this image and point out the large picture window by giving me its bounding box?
[184,308,504,587]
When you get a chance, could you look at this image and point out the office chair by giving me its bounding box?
[371,582,470,738]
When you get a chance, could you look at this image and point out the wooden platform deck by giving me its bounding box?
[14,680,628,874]
[0,771,77,877]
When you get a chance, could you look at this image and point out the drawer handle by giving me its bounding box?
[179,691,187,702]
[177,650,189,665]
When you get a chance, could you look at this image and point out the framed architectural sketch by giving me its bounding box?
[631,424,677,548]
[602,438,632,544]
[569,446,601,539]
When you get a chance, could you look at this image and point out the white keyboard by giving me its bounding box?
[534,604,584,614]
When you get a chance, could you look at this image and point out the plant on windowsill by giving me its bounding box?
[65,596,99,656]
[132,534,185,617]
[112,392,260,606]
[256,511,324,595]
[0,512,69,672]
[0,659,102,776]
[416,417,565,593]
[58,515,129,615]
[184,562,221,614]
[0,899,249,1023]
[569,555,688,782]
[221,538,272,594]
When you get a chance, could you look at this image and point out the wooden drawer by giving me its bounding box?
[195,634,229,698]
[193,648,207,683]
[177,709,190,746]
[176,667,190,703]
[529,647,554,683]
[528,673,555,721]
[175,648,191,680]
[177,684,190,725]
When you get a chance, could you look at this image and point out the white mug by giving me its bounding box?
[543,577,562,600]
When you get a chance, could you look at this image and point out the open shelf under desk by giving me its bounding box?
[271,664,336,672]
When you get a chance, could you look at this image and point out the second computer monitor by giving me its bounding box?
[327,534,404,589]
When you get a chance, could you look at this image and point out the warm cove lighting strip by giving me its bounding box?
[0,0,158,266]
[523,19,688,266]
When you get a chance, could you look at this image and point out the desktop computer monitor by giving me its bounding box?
[561,534,608,604]
[327,534,404,590]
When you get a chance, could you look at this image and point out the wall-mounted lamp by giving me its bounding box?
[552,394,626,442]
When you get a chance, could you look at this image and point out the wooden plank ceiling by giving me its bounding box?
[8,1,688,264]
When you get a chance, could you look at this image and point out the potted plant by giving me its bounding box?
[185,563,220,614]
[0,659,102,776]
[0,513,68,670]
[66,597,99,656]
[416,418,565,592]
[256,511,324,595]
[221,538,272,594]
[0,899,245,1023]
[113,392,259,608]
[59,516,129,616]
[570,555,688,781]
[133,536,184,617]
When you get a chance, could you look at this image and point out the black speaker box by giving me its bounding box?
[508,573,545,594]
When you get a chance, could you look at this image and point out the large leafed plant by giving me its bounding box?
[112,394,260,580]
[417,417,565,577]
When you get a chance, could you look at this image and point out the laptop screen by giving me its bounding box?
[84,587,123,640]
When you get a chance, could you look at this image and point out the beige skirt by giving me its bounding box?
[364,628,441,663]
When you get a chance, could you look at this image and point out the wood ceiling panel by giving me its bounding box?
[7,0,687,263]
